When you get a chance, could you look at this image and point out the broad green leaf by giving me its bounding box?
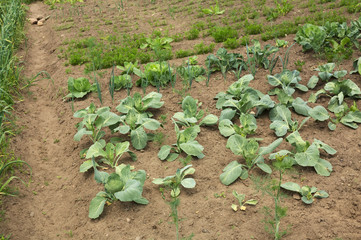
[182,96,198,118]
[93,158,109,184]
[314,190,329,199]
[89,196,107,219]
[314,158,332,176]
[114,179,143,202]
[270,120,289,136]
[116,96,134,114]
[86,140,106,159]
[328,122,336,131]
[256,163,272,174]
[80,160,95,173]
[158,145,171,160]
[142,92,164,110]
[281,182,301,193]
[220,161,243,185]
[292,97,311,116]
[115,141,130,156]
[115,124,131,134]
[227,134,247,155]
[131,127,148,150]
[313,139,336,155]
[181,178,196,188]
[74,128,92,141]
[142,118,161,130]
[294,143,320,167]
[244,199,258,205]
[200,114,218,126]
[309,106,329,121]
[219,108,237,121]
[295,83,308,92]
[180,140,204,157]
[96,111,121,128]
[218,119,235,137]
[166,153,179,162]
[258,138,283,156]
[307,75,319,89]
[301,196,314,204]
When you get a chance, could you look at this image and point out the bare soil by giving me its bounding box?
[1,0,361,239]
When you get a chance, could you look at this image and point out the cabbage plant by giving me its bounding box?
[281,182,328,204]
[89,159,148,219]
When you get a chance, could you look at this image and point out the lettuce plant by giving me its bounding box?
[114,92,164,150]
[65,77,96,99]
[116,61,139,75]
[173,96,218,127]
[113,74,132,91]
[281,182,328,204]
[202,0,225,15]
[134,61,175,91]
[89,160,148,219]
[140,37,173,51]
[220,136,283,185]
[158,123,204,161]
[295,23,327,53]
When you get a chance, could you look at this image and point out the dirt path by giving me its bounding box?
[2,2,80,239]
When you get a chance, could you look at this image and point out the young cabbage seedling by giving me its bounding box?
[219,113,257,138]
[231,190,258,212]
[80,139,136,172]
[153,165,196,240]
[220,136,283,185]
[158,121,204,162]
[89,158,148,219]
[113,92,164,150]
[74,103,121,143]
[173,96,218,128]
[281,182,329,204]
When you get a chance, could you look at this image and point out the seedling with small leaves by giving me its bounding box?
[173,96,218,128]
[231,191,258,212]
[202,0,225,15]
[89,159,148,219]
[153,165,196,240]
[281,182,329,204]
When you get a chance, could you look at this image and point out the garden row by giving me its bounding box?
[66,17,361,239]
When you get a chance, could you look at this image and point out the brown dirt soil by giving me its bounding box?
[1,0,361,239]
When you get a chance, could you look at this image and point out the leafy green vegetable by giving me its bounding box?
[267,70,307,96]
[247,39,279,70]
[202,1,225,15]
[153,165,196,198]
[134,61,175,90]
[220,136,283,185]
[269,105,310,136]
[158,122,204,162]
[114,92,164,150]
[65,77,96,99]
[295,24,327,53]
[89,160,148,219]
[274,130,337,176]
[116,61,139,75]
[113,74,132,91]
[219,113,257,138]
[140,37,173,51]
[173,96,218,127]
[350,57,361,75]
[281,182,328,204]
[205,48,246,81]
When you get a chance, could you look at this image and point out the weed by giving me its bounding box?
[193,42,215,54]
[223,38,240,49]
[294,60,305,72]
[211,26,238,43]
